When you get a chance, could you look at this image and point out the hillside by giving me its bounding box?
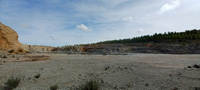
[53,30,200,54]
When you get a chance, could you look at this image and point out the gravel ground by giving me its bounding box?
[0,54,200,90]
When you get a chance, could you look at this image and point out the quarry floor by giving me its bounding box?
[0,54,200,90]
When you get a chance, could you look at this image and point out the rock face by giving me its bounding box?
[0,22,21,53]
[21,44,54,53]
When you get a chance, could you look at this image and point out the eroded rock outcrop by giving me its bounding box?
[0,22,21,53]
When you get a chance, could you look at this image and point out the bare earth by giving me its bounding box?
[0,54,200,90]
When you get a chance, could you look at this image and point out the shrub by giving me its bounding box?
[79,80,99,90]
[104,66,110,70]
[195,87,200,90]
[193,64,200,68]
[3,77,20,90]
[50,85,58,90]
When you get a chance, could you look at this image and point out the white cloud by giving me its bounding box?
[76,24,92,31]
[136,28,144,33]
[122,16,133,22]
[158,0,180,14]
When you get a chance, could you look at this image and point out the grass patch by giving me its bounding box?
[50,85,58,90]
[79,80,99,90]
[3,77,20,90]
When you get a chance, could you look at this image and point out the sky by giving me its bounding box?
[0,0,200,46]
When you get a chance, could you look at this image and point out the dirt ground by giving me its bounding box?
[0,54,200,90]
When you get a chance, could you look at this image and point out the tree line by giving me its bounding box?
[96,29,200,44]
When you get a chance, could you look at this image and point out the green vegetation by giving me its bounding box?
[79,80,99,90]
[3,77,20,90]
[50,85,58,90]
[97,29,200,44]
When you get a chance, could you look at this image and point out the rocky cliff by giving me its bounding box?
[0,22,21,53]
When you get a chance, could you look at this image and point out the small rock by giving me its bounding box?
[2,56,7,58]
[145,83,149,86]
[34,74,41,79]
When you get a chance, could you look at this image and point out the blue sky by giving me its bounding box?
[0,0,200,46]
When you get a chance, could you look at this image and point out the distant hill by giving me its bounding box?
[96,29,200,44]
[53,29,200,54]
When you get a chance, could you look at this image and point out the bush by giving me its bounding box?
[3,77,20,90]
[79,80,99,90]
[195,87,200,90]
[104,66,110,70]
[50,85,58,90]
